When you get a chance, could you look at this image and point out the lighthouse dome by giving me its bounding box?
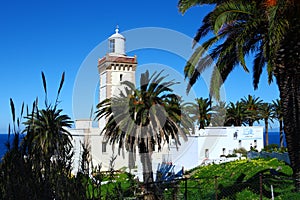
[108,26,126,56]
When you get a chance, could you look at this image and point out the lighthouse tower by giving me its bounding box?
[97,27,137,128]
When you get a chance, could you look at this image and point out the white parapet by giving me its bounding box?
[75,119,93,129]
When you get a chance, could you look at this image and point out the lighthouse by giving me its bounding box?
[97,27,137,129]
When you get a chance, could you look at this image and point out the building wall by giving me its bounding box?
[69,126,129,174]
[70,125,264,175]
[165,126,264,172]
[110,68,135,97]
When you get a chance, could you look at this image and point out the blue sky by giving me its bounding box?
[0,0,280,132]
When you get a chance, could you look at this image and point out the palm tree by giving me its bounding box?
[23,72,73,168]
[23,72,73,198]
[24,106,73,164]
[178,0,300,189]
[241,95,263,126]
[191,97,212,129]
[259,103,275,147]
[272,99,284,148]
[211,101,227,126]
[225,101,247,126]
[95,70,192,197]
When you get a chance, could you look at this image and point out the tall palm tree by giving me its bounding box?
[259,103,275,147]
[178,0,300,189]
[95,70,192,197]
[272,99,284,148]
[225,101,247,126]
[191,97,212,129]
[241,95,263,126]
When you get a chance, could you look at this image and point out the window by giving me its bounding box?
[238,140,242,148]
[102,142,107,153]
[205,149,209,158]
[222,148,226,155]
[120,74,123,82]
[109,39,115,53]
[254,140,257,148]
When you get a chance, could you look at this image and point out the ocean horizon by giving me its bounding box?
[0,132,287,160]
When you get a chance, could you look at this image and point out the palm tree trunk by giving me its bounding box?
[249,119,253,127]
[274,14,300,189]
[275,44,300,191]
[279,120,284,148]
[139,139,156,199]
[265,119,269,147]
[140,153,155,197]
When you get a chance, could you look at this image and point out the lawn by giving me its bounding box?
[166,158,300,199]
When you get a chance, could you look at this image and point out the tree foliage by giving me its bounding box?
[179,0,300,189]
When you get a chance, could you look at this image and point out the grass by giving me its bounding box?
[170,158,298,199]
[85,171,137,199]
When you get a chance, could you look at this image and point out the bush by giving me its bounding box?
[233,147,248,156]
[226,154,237,158]
[279,147,288,153]
[263,144,280,152]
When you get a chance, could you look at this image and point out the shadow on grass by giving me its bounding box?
[218,169,292,199]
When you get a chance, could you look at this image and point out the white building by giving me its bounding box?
[69,28,264,176]
[163,126,263,172]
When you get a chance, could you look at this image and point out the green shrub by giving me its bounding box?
[277,192,300,200]
[226,153,237,158]
[233,147,248,156]
[263,144,279,152]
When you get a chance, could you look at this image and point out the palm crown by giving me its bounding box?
[95,70,192,194]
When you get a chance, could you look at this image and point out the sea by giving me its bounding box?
[0,134,10,159]
[0,133,26,160]
[0,132,287,161]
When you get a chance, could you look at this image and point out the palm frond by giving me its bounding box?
[178,0,222,14]
[193,14,212,47]
[237,43,249,72]
[140,70,150,92]
[10,98,15,123]
[253,50,266,89]
[210,1,253,34]
[56,71,65,105]
[41,72,48,107]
